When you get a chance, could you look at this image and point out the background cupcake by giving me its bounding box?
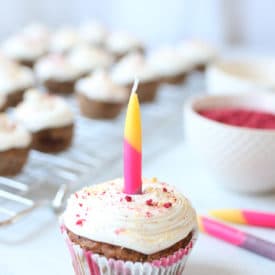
[13,89,74,153]
[0,114,31,176]
[106,31,144,60]
[34,54,81,94]
[111,53,159,102]
[76,70,128,119]
[61,178,198,274]
[0,94,7,112]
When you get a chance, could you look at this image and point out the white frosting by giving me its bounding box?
[179,40,217,67]
[22,23,51,44]
[0,63,34,95]
[34,54,81,81]
[13,89,74,132]
[63,178,197,255]
[79,21,108,45]
[76,70,129,102]
[67,45,114,75]
[148,47,193,77]
[0,114,31,151]
[50,27,80,53]
[106,31,142,55]
[111,53,158,85]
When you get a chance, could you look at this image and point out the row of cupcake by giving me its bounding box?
[0,89,74,176]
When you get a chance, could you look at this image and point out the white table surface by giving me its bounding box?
[1,141,274,275]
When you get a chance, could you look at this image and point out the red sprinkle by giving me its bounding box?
[146,199,154,206]
[163,188,168,192]
[79,203,83,207]
[125,195,132,202]
[76,219,85,226]
[163,202,172,208]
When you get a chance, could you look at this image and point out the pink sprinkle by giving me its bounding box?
[79,203,83,207]
[125,196,132,202]
[76,219,85,226]
[114,228,125,235]
[163,188,168,192]
[146,199,154,206]
[75,193,78,198]
[146,211,152,218]
[76,214,80,217]
[163,202,172,208]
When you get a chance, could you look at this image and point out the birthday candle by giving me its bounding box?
[198,216,275,261]
[124,79,142,194]
[209,209,275,228]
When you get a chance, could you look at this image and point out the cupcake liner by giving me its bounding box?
[61,224,198,275]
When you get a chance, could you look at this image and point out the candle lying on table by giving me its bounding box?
[124,79,142,194]
[198,216,275,261]
[209,209,275,228]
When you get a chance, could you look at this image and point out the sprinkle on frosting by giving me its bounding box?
[63,178,197,255]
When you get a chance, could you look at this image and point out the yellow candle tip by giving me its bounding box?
[209,209,246,224]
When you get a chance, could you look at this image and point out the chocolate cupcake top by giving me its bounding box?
[13,89,74,132]
[79,21,108,46]
[63,178,197,255]
[0,94,6,110]
[0,61,34,95]
[106,31,143,56]
[34,54,81,81]
[67,45,114,75]
[0,114,31,151]
[111,53,158,85]
[76,70,128,102]
[148,46,193,77]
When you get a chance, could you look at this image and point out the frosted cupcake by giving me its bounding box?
[13,89,74,153]
[67,45,114,76]
[61,178,198,274]
[111,53,159,102]
[0,114,31,175]
[179,40,217,72]
[76,70,128,119]
[34,54,81,94]
[0,61,34,107]
[0,94,7,112]
[106,31,144,60]
[79,21,108,47]
[148,46,193,85]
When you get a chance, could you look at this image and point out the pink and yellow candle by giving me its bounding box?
[124,80,142,194]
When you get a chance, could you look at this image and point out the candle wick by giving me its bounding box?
[131,77,139,95]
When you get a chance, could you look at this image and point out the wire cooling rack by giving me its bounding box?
[0,75,204,227]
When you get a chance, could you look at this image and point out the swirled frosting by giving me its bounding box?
[111,53,158,85]
[79,21,108,45]
[67,45,114,75]
[0,62,34,94]
[34,54,81,81]
[0,114,31,151]
[76,70,129,102]
[13,89,74,132]
[63,178,197,255]
[106,31,142,55]
[22,23,51,44]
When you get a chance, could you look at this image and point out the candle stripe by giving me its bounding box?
[209,209,246,224]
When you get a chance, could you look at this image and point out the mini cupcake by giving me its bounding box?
[13,89,74,153]
[67,44,114,76]
[76,70,128,119]
[0,94,7,112]
[148,46,193,85]
[49,27,80,54]
[21,23,51,44]
[111,53,159,102]
[61,178,198,275]
[0,61,34,107]
[79,21,108,47]
[34,54,81,95]
[0,114,31,176]
[179,40,217,72]
[106,31,144,60]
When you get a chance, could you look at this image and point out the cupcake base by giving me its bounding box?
[113,47,145,61]
[18,59,35,68]
[43,79,76,95]
[77,93,124,119]
[0,147,30,176]
[6,89,27,107]
[162,72,186,85]
[195,64,206,72]
[31,124,74,153]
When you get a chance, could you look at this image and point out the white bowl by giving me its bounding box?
[184,93,275,193]
[206,59,275,94]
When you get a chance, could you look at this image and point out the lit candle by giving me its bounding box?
[124,79,142,194]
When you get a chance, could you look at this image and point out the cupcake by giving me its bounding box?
[79,21,108,47]
[34,54,81,95]
[0,114,31,176]
[13,89,74,153]
[0,61,34,107]
[49,27,80,54]
[61,178,198,274]
[148,46,193,85]
[0,94,7,112]
[76,70,128,119]
[179,40,217,72]
[106,31,144,60]
[21,23,51,44]
[67,44,114,76]
[111,53,159,102]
